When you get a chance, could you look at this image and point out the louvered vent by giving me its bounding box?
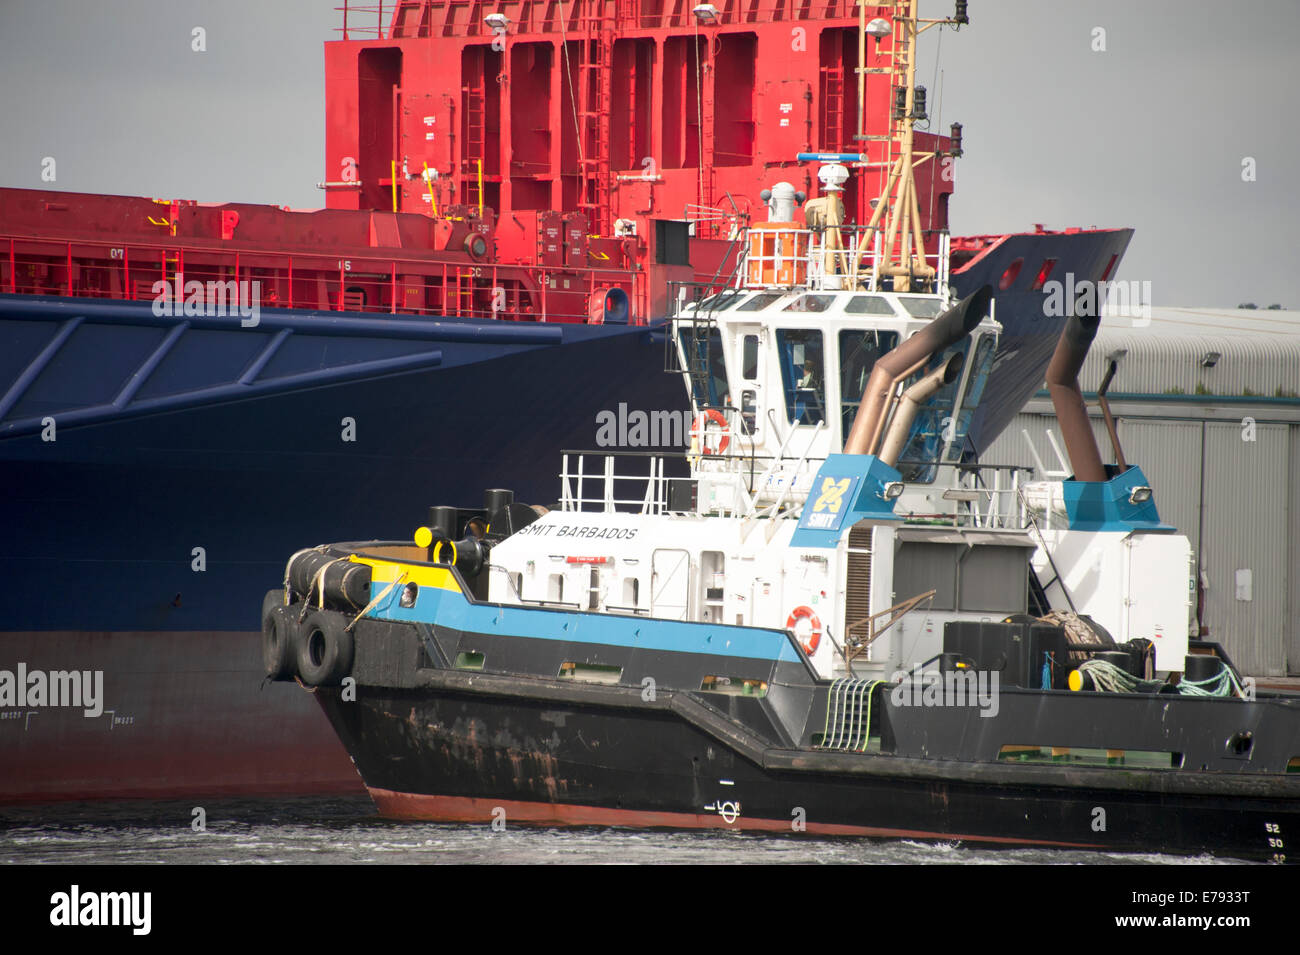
[843,522,873,645]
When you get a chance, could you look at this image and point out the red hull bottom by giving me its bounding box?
[367,788,1101,849]
[1,630,363,805]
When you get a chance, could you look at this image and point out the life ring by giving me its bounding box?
[787,605,822,656]
[690,409,730,457]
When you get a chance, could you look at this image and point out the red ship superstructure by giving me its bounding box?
[3,2,955,325]
[325,0,955,313]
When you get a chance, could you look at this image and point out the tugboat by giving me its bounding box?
[264,81,1300,861]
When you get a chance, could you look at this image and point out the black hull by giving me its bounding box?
[311,615,1300,863]
[318,679,1297,860]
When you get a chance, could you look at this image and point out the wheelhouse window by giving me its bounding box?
[740,389,757,435]
[695,289,748,313]
[782,294,836,313]
[895,338,971,484]
[737,292,783,312]
[943,334,996,463]
[845,295,897,315]
[839,330,899,445]
[741,335,759,379]
[677,326,729,408]
[897,296,945,318]
[776,329,825,425]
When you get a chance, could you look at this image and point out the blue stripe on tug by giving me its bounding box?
[369,580,806,664]
[1062,465,1173,532]
[789,453,902,549]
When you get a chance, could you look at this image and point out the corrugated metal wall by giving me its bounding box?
[1078,330,1300,399]
[1118,420,1204,558]
[984,410,1297,675]
[1290,430,1300,674]
[1199,422,1288,676]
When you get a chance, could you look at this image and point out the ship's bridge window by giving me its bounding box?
[845,295,897,315]
[895,338,971,484]
[776,329,825,425]
[677,326,729,408]
[737,292,783,312]
[897,296,945,318]
[741,336,758,379]
[740,389,757,434]
[783,294,836,313]
[839,330,899,445]
[696,289,748,312]
[943,334,997,463]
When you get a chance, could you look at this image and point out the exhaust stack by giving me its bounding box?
[1044,312,1107,483]
[844,285,991,456]
[878,352,965,468]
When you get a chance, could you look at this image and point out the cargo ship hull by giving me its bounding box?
[0,306,683,801]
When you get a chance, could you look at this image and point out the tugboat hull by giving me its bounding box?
[311,615,1300,863]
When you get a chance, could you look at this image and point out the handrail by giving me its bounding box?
[757,420,827,542]
[1,232,647,325]
[741,225,951,295]
[560,452,670,515]
[336,2,389,40]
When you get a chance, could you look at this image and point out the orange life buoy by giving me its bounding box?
[690,408,730,456]
[787,605,822,656]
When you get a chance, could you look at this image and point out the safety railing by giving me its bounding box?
[1,234,649,325]
[741,227,951,295]
[559,451,672,515]
[349,0,862,38]
[336,2,391,40]
[909,463,1035,530]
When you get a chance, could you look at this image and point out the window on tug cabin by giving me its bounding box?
[776,329,824,425]
[839,329,899,447]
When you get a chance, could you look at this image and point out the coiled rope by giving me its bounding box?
[1077,658,1245,698]
[1177,663,1247,699]
[1076,659,1141,693]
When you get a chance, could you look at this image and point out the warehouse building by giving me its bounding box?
[980,307,1300,676]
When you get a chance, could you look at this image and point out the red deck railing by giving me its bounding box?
[2,233,649,326]
[335,0,863,41]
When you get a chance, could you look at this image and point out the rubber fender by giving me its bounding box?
[261,597,299,681]
[296,609,356,687]
[288,552,372,610]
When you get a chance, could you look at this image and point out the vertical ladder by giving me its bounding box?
[454,267,475,317]
[576,0,614,236]
[822,65,844,151]
[680,311,716,408]
[461,64,487,209]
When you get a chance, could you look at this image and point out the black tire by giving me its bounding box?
[297,609,355,687]
[261,590,296,681]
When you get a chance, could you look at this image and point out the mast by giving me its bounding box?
[853,0,966,292]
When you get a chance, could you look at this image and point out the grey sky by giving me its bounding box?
[1,0,1295,308]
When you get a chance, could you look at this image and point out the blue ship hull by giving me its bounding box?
[0,226,1133,801]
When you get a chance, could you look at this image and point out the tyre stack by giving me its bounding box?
[261,552,372,686]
